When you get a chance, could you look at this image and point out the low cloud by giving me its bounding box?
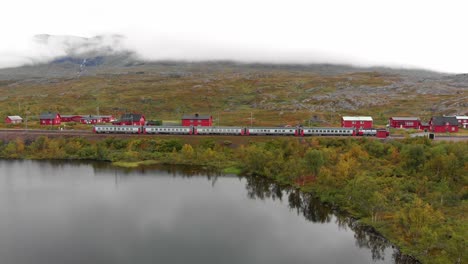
[0,33,461,74]
[0,34,130,69]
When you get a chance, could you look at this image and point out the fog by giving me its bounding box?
[0,0,467,73]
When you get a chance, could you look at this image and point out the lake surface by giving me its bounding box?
[0,160,414,264]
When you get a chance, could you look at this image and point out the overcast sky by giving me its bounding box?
[1,0,467,73]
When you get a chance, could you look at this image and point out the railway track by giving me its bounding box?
[0,129,91,136]
[1,129,467,141]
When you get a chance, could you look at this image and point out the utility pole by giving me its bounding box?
[246,112,255,127]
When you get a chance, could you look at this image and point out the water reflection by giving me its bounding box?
[244,175,421,264]
[0,160,421,264]
[91,162,419,264]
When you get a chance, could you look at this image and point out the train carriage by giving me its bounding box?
[246,127,298,136]
[358,129,377,136]
[144,126,193,135]
[194,126,245,136]
[301,127,355,136]
[94,125,142,134]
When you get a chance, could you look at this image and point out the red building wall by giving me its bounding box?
[376,129,389,138]
[80,118,102,124]
[341,120,373,129]
[5,117,23,124]
[113,118,145,126]
[182,117,213,127]
[457,118,468,128]
[40,117,61,125]
[431,125,459,133]
[61,115,83,122]
[389,118,421,129]
[101,116,114,123]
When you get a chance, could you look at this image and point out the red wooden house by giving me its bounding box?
[182,114,213,127]
[341,116,373,129]
[61,115,84,123]
[80,115,103,124]
[112,113,145,126]
[98,115,115,123]
[40,112,61,125]
[429,116,459,133]
[388,117,421,129]
[5,115,23,124]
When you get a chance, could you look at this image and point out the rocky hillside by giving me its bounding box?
[0,35,466,127]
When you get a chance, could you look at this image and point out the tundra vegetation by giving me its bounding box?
[0,136,466,264]
[0,66,467,129]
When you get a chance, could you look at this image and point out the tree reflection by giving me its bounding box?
[91,162,421,264]
[245,176,283,201]
[244,175,421,264]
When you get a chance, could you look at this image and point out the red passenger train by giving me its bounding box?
[94,125,387,138]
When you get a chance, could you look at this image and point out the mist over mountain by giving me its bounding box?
[0,34,466,118]
[0,34,453,81]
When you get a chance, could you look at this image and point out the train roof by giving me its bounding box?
[302,127,354,129]
[196,126,243,129]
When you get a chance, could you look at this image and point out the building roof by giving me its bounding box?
[120,113,144,122]
[61,115,84,118]
[390,117,420,121]
[182,114,212,120]
[455,115,468,120]
[342,116,373,121]
[7,115,23,120]
[40,112,60,119]
[431,116,458,126]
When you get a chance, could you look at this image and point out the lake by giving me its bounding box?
[0,160,416,264]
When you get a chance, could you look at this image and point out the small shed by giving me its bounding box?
[341,116,373,129]
[5,115,23,124]
[182,114,213,127]
[388,117,421,129]
[376,129,389,138]
[429,116,459,133]
[40,112,61,125]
